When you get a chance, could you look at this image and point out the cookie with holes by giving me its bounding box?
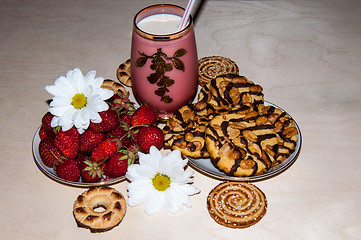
[205,105,298,177]
[163,102,217,158]
[198,74,264,111]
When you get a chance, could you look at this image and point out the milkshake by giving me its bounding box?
[131,4,198,118]
[137,14,182,35]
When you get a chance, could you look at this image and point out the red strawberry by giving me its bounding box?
[41,112,55,137]
[55,159,80,182]
[103,150,134,178]
[54,127,80,160]
[80,159,103,183]
[120,112,133,127]
[136,126,164,152]
[39,126,48,140]
[107,123,132,147]
[74,152,88,170]
[109,92,133,110]
[91,137,120,162]
[38,136,62,167]
[131,105,158,126]
[79,128,106,154]
[89,108,120,133]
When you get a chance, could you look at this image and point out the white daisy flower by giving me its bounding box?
[45,68,114,134]
[126,146,200,215]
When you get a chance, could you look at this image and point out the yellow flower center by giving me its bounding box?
[152,173,171,191]
[72,93,87,109]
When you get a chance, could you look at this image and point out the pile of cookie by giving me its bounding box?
[112,56,298,229]
[163,56,299,177]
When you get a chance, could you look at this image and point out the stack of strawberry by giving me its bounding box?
[38,92,164,183]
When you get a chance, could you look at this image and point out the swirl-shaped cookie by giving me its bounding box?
[198,56,239,86]
[207,181,267,228]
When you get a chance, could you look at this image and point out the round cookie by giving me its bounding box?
[73,186,127,233]
[198,56,239,86]
[163,102,216,158]
[257,104,299,164]
[205,105,298,177]
[116,59,132,87]
[207,181,267,228]
[198,74,264,111]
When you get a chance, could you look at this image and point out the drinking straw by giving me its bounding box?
[178,0,196,31]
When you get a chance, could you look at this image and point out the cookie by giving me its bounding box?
[205,105,298,177]
[116,59,132,87]
[198,56,239,86]
[101,79,127,95]
[198,74,264,111]
[73,187,127,232]
[257,104,299,163]
[163,102,216,158]
[207,181,267,228]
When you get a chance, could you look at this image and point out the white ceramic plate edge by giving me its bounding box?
[187,101,302,182]
[32,127,126,188]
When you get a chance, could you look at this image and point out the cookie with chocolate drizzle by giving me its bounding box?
[198,74,264,111]
[163,102,216,158]
[205,104,298,177]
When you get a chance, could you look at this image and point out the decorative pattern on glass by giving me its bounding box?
[135,48,187,103]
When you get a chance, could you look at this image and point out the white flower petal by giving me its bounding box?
[72,69,86,93]
[164,188,183,214]
[84,70,96,84]
[49,96,71,107]
[126,147,200,215]
[127,164,154,181]
[61,73,77,94]
[84,84,94,98]
[126,165,143,181]
[166,150,187,166]
[127,181,153,206]
[46,78,74,98]
[149,146,163,159]
[93,76,103,89]
[139,152,160,174]
[48,104,71,117]
[50,116,60,128]
[145,191,164,215]
[72,109,91,133]
[99,88,114,100]
[87,95,109,112]
[178,183,200,196]
[88,110,101,122]
[172,170,195,184]
[170,184,193,207]
[45,68,111,132]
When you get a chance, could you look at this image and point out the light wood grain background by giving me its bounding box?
[1,0,360,239]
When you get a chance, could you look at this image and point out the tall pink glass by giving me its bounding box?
[131,4,198,118]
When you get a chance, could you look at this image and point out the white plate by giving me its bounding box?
[32,127,126,188]
[187,101,302,182]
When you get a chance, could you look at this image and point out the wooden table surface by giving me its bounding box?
[1,0,360,239]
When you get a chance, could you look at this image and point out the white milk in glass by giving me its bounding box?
[137,14,182,35]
